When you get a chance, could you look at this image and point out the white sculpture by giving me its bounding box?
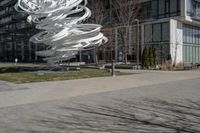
[15,0,107,64]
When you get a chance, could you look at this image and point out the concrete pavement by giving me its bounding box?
[0,70,199,132]
[0,80,27,92]
[0,70,199,108]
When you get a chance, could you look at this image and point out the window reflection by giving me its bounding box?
[183,24,200,63]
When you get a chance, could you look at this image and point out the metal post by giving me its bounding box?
[28,42,32,62]
[115,28,118,62]
[35,43,38,61]
[79,50,82,62]
[136,19,140,69]
[93,46,97,64]
[21,42,24,61]
[111,60,115,76]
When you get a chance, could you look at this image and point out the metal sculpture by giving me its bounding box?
[15,0,107,64]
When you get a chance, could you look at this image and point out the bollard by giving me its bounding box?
[111,60,115,77]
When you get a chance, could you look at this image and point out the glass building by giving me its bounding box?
[0,0,45,62]
[0,0,200,64]
[141,0,200,64]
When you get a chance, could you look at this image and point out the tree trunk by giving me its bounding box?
[124,53,128,64]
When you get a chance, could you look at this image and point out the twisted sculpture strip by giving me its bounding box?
[15,0,107,64]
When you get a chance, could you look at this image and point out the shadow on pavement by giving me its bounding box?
[19,98,200,132]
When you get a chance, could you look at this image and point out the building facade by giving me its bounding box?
[0,0,200,65]
[141,0,200,64]
[94,0,200,65]
[0,0,44,62]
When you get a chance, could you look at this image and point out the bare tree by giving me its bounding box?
[88,0,107,25]
[87,0,107,64]
[113,0,140,64]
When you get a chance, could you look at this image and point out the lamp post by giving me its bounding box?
[135,19,140,69]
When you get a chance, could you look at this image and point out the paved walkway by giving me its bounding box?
[0,70,199,108]
[0,81,27,92]
[0,70,200,132]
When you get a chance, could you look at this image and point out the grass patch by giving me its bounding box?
[0,63,47,73]
[0,69,129,84]
[0,63,46,68]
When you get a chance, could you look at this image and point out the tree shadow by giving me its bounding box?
[25,99,200,132]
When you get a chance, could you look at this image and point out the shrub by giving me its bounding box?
[166,54,172,61]
[142,47,157,69]
[142,47,149,68]
[149,47,154,67]
[153,48,157,65]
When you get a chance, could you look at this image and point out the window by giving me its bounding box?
[158,0,165,18]
[183,24,200,44]
[142,1,152,19]
[165,0,170,16]
[151,0,158,18]
[183,25,187,43]
[195,27,199,44]
[162,23,169,41]
[148,0,180,19]
[153,23,161,42]
[170,0,177,16]
[144,25,152,42]
[183,46,187,62]
[196,46,199,62]
[187,0,194,16]
[145,22,169,43]
[192,27,195,44]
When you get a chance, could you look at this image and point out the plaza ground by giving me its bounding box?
[0,70,199,132]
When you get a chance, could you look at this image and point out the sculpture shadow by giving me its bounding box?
[21,99,200,132]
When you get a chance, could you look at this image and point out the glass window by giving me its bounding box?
[186,46,189,62]
[166,0,170,15]
[198,27,200,44]
[170,0,177,16]
[192,46,195,63]
[184,25,187,43]
[192,27,195,44]
[183,46,187,62]
[158,0,165,18]
[144,25,152,43]
[190,46,193,63]
[198,47,200,63]
[183,24,200,44]
[162,22,169,41]
[189,25,193,43]
[187,0,194,16]
[187,25,190,43]
[151,0,158,18]
[153,23,161,42]
[142,2,152,19]
[195,27,199,44]
[196,46,199,63]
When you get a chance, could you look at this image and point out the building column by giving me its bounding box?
[170,19,183,65]
[181,0,187,17]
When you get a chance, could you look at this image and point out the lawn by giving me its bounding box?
[0,63,46,68]
[0,69,129,84]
